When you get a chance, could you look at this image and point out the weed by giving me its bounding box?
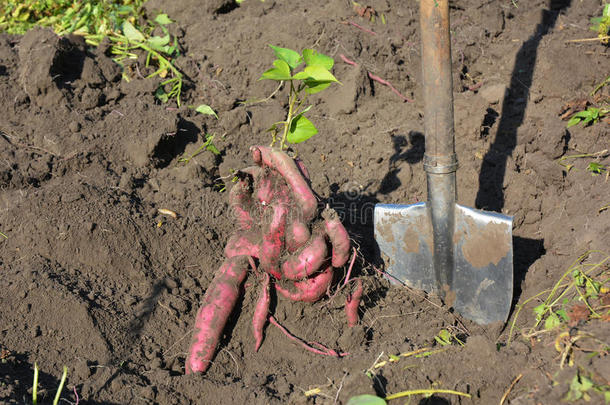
[557,149,609,178]
[564,368,610,402]
[258,45,339,149]
[32,363,68,405]
[178,134,220,164]
[0,230,7,239]
[347,388,471,404]
[434,328,464,347]
[566,106,608,128]
[0,1,188,105]
[507,250,609,345]
[590,3,610,44]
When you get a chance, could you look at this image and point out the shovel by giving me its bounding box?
[374,0,513,324]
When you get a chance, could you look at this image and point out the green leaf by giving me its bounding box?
[154,13,173,25]
[269,45,302,70]
[260,59,292,81]
[302,48,334,70]
[287,114,317,144]
[346,394,387,405]
[533,303,546,320]
[295,65,339,83]
[147,35,171,53]
[544,312,561,330]
[155,87,169,103]
[122,21,145,42]
[304,81,333,95]
[556,309,569,322]
[195,104,218,119]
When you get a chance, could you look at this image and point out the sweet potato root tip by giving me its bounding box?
[185,256,249,374]
[253,272,270,352]
[225,232,261,258]
[276,266,334,303]
[285,220,311,253]
[322,207,351,268]
[345,279,363,327]
[281,231,328,280]
[252,146,317,223]
[294,157,310,180]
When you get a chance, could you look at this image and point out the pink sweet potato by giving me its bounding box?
[229,178,254,230]
[253,272,270,351]
[225,231,261,258]
[281,231,328,280]
[285,219,311,253]
[322,207,351,268]
[259,202,288,279]
[345,279,363,327]
[186,256,249,374]
[276,266,334,303]
[251,146,317,223]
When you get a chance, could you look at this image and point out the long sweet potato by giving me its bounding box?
[224,231,261,258]
[259,201,288,279]
[253,272,270,351]
[285,219,310,253]
[229,177,254,230]
[185,256,249,374]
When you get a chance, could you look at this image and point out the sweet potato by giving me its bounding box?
[253,272,270,351]
[229,177,254,230]
[251,146,317,223]
[281,230,328,280]
[186,256,249,374]
[285,219,311,253]
[224,231,261,258]
[276,266,334,303]
[345,279,363,327]
[259,202,288,279]
[322,207,350,268]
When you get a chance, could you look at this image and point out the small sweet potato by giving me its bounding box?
[276,266,334,303]
[345,279,363,327]
[322,207,350,268]
[281,230,328,280]
[253,272,270,351]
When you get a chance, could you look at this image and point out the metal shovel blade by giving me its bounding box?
[374,203,513,324]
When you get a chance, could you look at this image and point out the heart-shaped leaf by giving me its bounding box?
[269,45,302,70]
[288,114,317,144]
[195,104,218,119]
[346,395,387,405]
[147,35,171,53]
[302,49,334,70]
[122,21,145,42]
[154,13,174,25]
[260,59,292,81]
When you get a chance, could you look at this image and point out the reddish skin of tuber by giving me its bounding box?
[345,279,363,327]
[259,202,288,279]
[276,266,334,303]
[185,256,249,374]
[229,179,254,230]
[225,231,260,258]
[251,146,318,223]
[253,272,270,351]
[281,231,328,280]
[322,208,351,268]
[255,170,274,206]
[285,219,311,253]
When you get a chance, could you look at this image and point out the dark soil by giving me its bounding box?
[1,0,609,404]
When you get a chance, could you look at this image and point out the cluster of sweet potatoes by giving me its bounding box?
[186,146,356,374]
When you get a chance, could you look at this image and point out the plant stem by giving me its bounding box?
[280,81,298,150]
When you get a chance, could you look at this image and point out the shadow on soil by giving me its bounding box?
[475,0,572,211]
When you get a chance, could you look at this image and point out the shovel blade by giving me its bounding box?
[374,203,513,324]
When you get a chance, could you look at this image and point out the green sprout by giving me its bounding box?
[590,3,610,44]
[259,45,340,149]
[567,107,608,128]
[32,363,68,405]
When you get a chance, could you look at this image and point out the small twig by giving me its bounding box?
[368,72,415,103]
[565,36,610,43]
[342,21,377,36]
[269,316,349,357]
[499,373,523,405]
